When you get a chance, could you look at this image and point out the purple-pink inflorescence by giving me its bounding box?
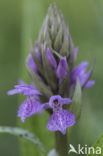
[8,4,95,135]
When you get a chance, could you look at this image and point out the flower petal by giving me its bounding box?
[48,95,72,112]
[73,47,78,62]
[8,89,21,95]
[61,98,72,105]
[28,54,38,74]
[79,67,93,87]
[8,84,41,96]
[47,110,76,135]
[34,42,41,61]
[42,103,50,109]
[18,79,25,85]
[85,80,95,88]
[70,61,88,82]
[46,48,57,69]
[56,57,68,86]
[18,96,42,122]
[70,61,90,91]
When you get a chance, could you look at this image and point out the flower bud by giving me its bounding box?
[38,3,74,64]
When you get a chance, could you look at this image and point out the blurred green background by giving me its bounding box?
[0,0,103,155]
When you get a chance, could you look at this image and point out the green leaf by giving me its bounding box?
[27,66,53,98]
[0,126,46,152]
[87,134,103,156]
[69,78,82,121]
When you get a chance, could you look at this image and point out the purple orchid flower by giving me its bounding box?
[43,95,75,135]
[8,83,43,122]
[18,96,43,122]
[8,83,76,134]
[8,84,41,96]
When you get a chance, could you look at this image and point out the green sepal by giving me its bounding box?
[54,23,64,52]
[38,15,51,47]
[0,126,46,152]
[38,18,46,43]
[69,78,82,121]
[60,24,69,56]
[68,35,74,68]
[27,66,53,98]
[43,26,51,47]
[50,15,58,41]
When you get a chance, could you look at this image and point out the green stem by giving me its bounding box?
[55,131,68,156]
